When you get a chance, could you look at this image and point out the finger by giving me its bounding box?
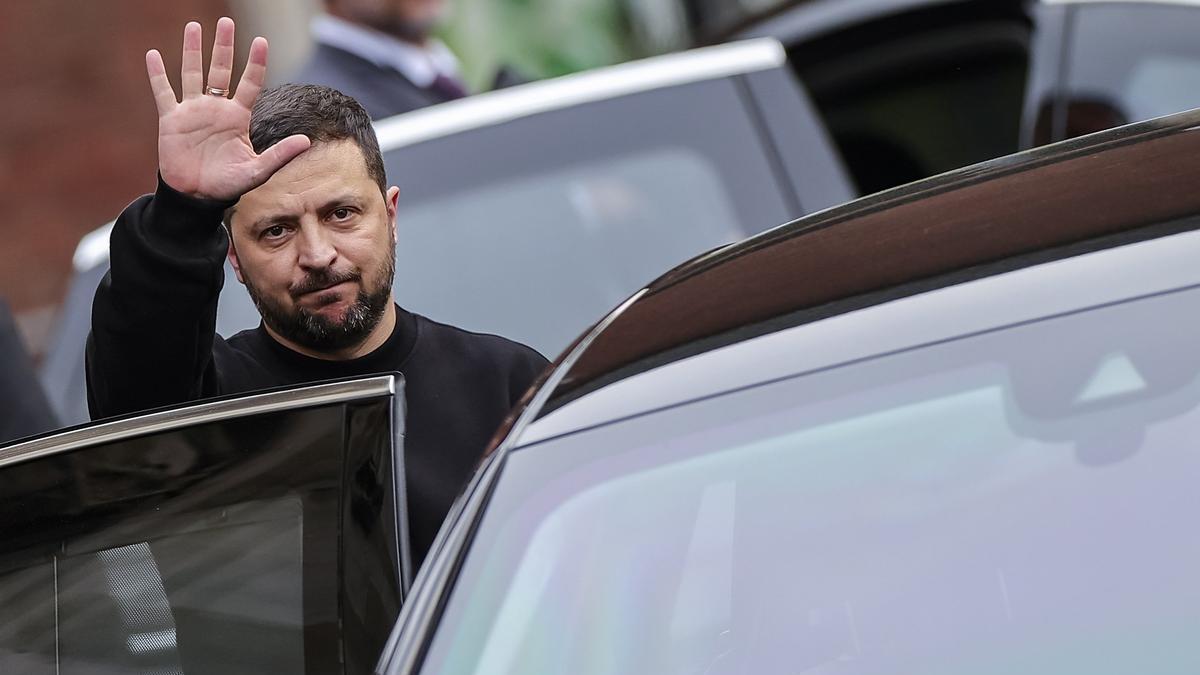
[233,36,268,109]
[181,21,203,98]
[145,49,178,116]
[251,134,312,187]
[207,16,235,92]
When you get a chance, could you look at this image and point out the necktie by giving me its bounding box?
[428,73,468,101]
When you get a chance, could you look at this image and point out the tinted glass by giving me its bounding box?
[1063,4,1200,139]
[791,10,1029,194]
[421,279,1200,673]
[383,79,792,357]
[0,394,402,674]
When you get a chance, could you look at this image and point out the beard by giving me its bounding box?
[244,252,395,353]
[371,4,449,43]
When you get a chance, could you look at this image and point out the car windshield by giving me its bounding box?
[419,278,1200,674]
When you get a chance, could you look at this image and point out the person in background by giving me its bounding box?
[0,300,58,444]
[291,0,522,119]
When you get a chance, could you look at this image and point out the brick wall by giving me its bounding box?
[0,1,232,353]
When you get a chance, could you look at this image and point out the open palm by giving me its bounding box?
[147,19,310,201]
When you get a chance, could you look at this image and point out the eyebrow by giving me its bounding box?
[247,212,299,233]
[317,193,368,214]
[245,193,371,233]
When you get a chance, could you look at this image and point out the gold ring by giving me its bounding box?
[205,86,230,97]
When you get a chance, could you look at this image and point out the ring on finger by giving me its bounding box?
[205,85,230,97]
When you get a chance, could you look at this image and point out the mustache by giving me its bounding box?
[289,268,361,297]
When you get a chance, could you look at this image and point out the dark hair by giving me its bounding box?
[249,84,387,195]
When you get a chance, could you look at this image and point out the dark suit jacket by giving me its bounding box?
[0,300,58,444]
[289,43,529,120]
[289,44,446,120]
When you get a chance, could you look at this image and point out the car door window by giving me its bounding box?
[788,4,1031,194]
[1060,3,1200,140]
[0,376,406,675]
[420,279,1200,674]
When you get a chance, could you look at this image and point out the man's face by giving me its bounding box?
[228,139,400,354]
[331,0,448,42]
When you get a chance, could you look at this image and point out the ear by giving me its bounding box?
[227,232,246,285]
[386,186,400,245]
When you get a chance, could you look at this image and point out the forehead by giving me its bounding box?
[233,139,377,226]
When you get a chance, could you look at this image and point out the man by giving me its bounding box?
[291,0,491,119]
[87,18,548,565]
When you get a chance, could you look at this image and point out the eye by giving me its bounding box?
[330,207,354,221]
[261,225,288,240]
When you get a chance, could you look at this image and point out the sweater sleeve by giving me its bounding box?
[86,177,237,420]
[507,345,551,408]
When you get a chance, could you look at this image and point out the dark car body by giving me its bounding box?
[375,107,1200,673]
[705,0,1200,194]
[40,39,853,427]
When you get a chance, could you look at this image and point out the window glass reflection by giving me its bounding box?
[424,282,1200,674]
[0,406,346,674]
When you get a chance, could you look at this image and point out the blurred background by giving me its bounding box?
[8,0,1200,370]
[0,0,721,358]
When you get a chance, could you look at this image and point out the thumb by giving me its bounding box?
[252,134,311,187]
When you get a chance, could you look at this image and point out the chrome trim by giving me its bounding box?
[73,220,114,272]
[391,375,414,595]
[373,39,785,151]
[0,375,397,470]
[378,289,649,675]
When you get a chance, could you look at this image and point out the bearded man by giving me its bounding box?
[87,18,547,565]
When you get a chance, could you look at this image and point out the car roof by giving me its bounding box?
[511,107,1200,445]
[372,38,785,150]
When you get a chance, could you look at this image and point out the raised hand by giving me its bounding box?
[146,18,310,201]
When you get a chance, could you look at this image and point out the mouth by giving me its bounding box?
[302,279,353,294]
[296,280,357,306]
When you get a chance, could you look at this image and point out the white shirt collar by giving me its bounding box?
[310,13,462,88]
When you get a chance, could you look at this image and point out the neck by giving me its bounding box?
[265,301,397,361]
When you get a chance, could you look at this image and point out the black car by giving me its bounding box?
[0,375,409,673]
[707,0,1200,194]
[375,106,1200,672]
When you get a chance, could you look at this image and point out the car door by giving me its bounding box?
[0,374,409,675]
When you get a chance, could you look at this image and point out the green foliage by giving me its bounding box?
[439,0,645,90]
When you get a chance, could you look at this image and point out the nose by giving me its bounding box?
[295,223,337,271]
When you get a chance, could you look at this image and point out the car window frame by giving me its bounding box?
[0,374,412,674]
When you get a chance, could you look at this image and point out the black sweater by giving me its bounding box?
[87,178,548,564]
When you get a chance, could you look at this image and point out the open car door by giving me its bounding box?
[0,374,409,674]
